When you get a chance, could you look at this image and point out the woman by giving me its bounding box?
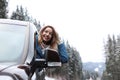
[34,25,69,80]
[35,25,68,63]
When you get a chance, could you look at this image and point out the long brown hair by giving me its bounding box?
[38,25,60,49]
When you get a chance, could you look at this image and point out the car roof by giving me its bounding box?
[0,19,30,26]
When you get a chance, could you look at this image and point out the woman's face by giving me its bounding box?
[42,27,53,42]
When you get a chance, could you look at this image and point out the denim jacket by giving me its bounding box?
[35,35,69,63]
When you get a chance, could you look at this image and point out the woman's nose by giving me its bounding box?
[46,33,50,36]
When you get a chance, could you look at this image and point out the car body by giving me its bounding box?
[0,19,37,80]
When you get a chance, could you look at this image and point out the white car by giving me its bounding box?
[0,19,38,80]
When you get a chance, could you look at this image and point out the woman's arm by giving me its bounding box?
[58,42,69,63]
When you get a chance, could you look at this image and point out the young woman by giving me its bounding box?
[35,25,68,63]
[34,25,69,80]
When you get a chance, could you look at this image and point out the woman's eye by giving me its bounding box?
[49,32,52,35]
[45,30,48,33]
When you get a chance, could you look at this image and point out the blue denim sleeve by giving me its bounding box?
[58,42,69,63]
[35,35,44,58]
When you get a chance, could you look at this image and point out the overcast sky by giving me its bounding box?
[8,0,120,62]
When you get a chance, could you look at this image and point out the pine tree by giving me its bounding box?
[33,19,41,31]
[10,6,26,21]
[10,5,41,30]
[103,34,120,80]
[0,0,8,18]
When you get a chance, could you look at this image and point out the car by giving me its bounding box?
[0,19,61,80]
[0,19,37,80]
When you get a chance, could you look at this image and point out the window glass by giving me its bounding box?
[0,23,27,62]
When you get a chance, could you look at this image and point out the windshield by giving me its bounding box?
[0,23,27,63]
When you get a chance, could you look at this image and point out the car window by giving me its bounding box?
[0,23,27,63]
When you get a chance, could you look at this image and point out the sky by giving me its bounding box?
[8,0,120,62]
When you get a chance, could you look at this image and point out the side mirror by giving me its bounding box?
[45,48,61,67]
[34,59,47,68]
[35,48,62,68]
